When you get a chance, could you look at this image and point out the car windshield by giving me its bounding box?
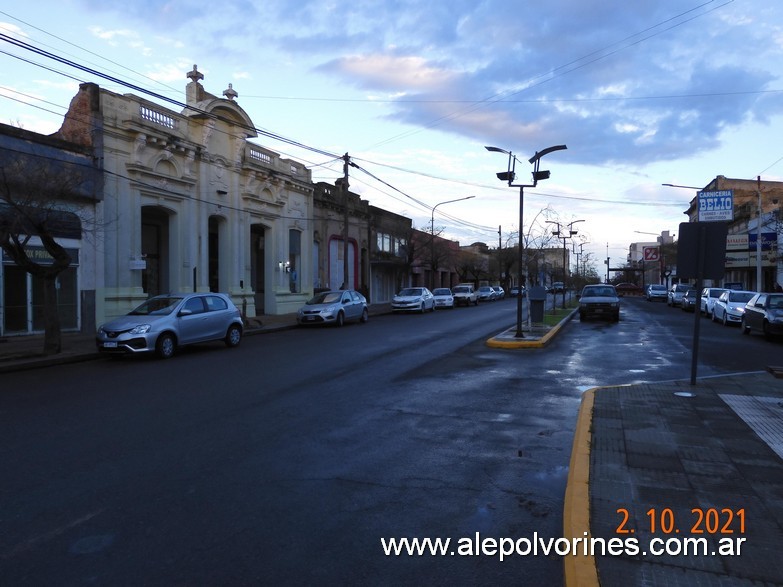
[453,287,469,293]
[650,285,666,291]
[129,296,183,316]
[674,285,690,292]
[729,292,754,303]
[583,287,615,297]
[433,289,451,295]
[399,288,422,297]
[308,292,342,304]
[710,289,727,298]
[480,287,491,292]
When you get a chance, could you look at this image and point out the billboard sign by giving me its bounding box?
[698,190,733,222]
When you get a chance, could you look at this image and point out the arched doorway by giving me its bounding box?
[141,206,171,297]
[250,224,266,313]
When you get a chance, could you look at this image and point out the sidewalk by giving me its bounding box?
[565,371,783,586]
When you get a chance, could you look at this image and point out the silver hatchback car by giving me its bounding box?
[96,293,243,359]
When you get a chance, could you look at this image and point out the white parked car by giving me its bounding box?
[700,287,727,317]
[711,290,756,325]
[477,286,497,301]
[432,288,455,309]
[452,284,479,306]
[392,287,436,313]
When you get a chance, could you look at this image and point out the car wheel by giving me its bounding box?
[419,303,426,314]
[722,313,728,326]
[763,321,773,341]
[335,311,345,327]
[711,311,717,322]
[225,324,242,347]
[360,308,369,323]
[155,333,176,359]
[741,318,750,335]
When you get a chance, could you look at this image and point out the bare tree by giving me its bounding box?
[0,135,100,354]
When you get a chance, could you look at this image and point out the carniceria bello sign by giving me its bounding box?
[697,190,733,222]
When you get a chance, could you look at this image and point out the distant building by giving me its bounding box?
[684,176,782,291]
[369,206,411,302]
[312,181,370,293]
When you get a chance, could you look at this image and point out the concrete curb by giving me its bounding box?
[485,307,579,349]
[562,387,599,587]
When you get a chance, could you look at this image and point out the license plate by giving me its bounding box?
[103,341,118,348]
[594,309,604,313]
[305,316,315,321]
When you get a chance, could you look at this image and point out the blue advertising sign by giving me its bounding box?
[749,232,777,251]
[698,190,733,222]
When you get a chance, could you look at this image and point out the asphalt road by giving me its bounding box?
[1,295,779,586]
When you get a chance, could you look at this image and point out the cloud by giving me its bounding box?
[68,0,783,171]
[317,54,456,92]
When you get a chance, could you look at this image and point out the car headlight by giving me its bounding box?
[129,324,151,334]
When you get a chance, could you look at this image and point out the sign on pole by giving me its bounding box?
[643,247,659,262]
[698,190,733,222]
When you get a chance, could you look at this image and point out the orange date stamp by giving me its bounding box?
[615,507,746,535]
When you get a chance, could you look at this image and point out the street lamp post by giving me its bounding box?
[486,144,567,337]
[430,196,475,290]
[547,219,583,308]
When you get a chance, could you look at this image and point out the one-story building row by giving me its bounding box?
[0,66,492,337]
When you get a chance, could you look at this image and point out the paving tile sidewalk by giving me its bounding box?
[566,372,783,586]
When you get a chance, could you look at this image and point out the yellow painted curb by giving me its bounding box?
[563,387,599,587]
[485,308,578,349]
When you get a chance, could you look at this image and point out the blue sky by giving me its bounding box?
[2,0,782,272]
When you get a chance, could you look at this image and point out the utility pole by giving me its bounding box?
[498,225,502,285]
[342,153,350,289]
[756,175,763,292]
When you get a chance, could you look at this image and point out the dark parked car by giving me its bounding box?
[741,293,783,339]
[615,282,642,296]
[680,288,698,312]
[667,283,692,307]
[297,289,369,326]
[96,292,243,359]
[550,281,565,294]
[578,284,620,322]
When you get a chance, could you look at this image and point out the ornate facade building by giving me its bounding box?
[65,67,315,322]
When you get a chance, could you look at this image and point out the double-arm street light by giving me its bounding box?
[429,196,475,289]
[485,144,568,337]
[547,219,584,308]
